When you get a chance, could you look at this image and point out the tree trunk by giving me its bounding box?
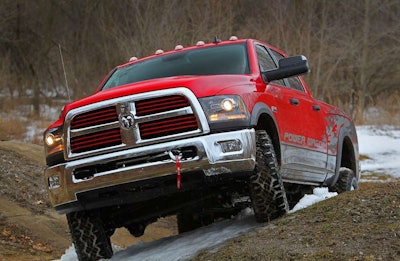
[356,0,371,124]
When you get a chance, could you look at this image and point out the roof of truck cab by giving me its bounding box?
[119,38,255,69]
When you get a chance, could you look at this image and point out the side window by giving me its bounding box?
[287,77,305,92]
[270,50,305,92]
[256,45,284,86]
[256,45,276,71]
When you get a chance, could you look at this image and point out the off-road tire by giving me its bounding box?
[331,167,358,193]
[66,211,113,261]
[284,183,313,210]
[250,130,289,222]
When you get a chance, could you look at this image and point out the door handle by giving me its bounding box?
[289,98,300,106]
[312,105,321,111]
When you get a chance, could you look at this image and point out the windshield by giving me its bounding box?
[102,43,249,90]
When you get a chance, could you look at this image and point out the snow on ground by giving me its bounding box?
[357,125,400,179]
[59,125,400,261]
[289,188,337,213]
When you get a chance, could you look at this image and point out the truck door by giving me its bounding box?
[274,76,328,183]
[256,45,328,184]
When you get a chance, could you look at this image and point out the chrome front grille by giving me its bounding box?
[65,88,209,159]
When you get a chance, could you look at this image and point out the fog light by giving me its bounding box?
[217,140,242,153]
[48,176,60,189]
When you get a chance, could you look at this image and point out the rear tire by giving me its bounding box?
[331,167,358,193]
[284,183,313,210]
[66,211,113,261]
[250,130,288,222]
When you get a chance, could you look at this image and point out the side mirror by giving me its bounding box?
[262,55,310,82]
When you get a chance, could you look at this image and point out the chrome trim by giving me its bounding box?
[66,129,255,183]
[70,122,120,138]
[45,129,256,205]
[64,88,210,160]
[135,106,194,124]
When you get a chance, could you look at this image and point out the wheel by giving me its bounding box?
[284,183,313,210]
[249,130,289,222]
[331,167,358,193]
[66,211,113,261]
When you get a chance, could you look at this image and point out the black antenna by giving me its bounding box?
[58,43,71,102]
[213,36,222,43]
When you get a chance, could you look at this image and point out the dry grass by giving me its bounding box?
[363,93,400,125]
[0,117,27,141]
[359,154,371,161]
[194,182,400,261]
[0,98,54,144]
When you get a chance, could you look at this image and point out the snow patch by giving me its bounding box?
[289,188,338,213]
[357,125,400,178]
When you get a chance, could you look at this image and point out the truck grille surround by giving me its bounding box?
[65,88,209,160]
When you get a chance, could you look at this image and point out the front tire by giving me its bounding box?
[66,210,113,261]
[250,130,289,222]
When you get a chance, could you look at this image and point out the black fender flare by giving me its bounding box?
[329,130,346,187]
[326,124,359,187]
[250,102,282,162]
[250,102,276,127]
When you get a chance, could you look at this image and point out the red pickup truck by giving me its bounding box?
[44,37,359,260]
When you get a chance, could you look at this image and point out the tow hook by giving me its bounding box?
[169,150,182,190]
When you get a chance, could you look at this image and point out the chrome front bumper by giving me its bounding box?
[45,129,256,208]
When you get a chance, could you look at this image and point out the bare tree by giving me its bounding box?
[0,0,399,122]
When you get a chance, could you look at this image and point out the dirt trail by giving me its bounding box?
[0,196,70,260]
[0,141,177,260]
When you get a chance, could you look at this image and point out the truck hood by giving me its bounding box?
[62,75,255,115]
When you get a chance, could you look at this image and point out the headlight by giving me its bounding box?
[221,98,236,112]
[43,126,64,158]
[199,95,250,123]
[45,133,57,146]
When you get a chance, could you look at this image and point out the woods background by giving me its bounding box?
[1,0,399,126]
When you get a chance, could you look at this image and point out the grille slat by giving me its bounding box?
[135,95,190,116]
[72,114,117,129]
[71,128,121,153]
[71,107,118,129]
[139,115,198,139]
[136,95,198,139]
[70,106,121,153]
